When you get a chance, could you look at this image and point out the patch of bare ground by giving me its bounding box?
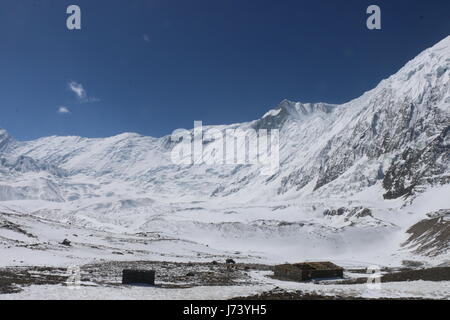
[381,267,450,282]
[81,261,271,288]
[230,288,425,300]
[0,261,271,294]
[0,267,68,294]
[327,267,450,285]
[231,288,364,300]
[402,210,450,256]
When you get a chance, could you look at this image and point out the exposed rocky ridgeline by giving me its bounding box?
[323,207,372,218]
[383,125,450,199]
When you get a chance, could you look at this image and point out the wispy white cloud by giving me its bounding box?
[58,106,70,114]
[68,81,86,100]
[68,81,99,103]
[143,33,151,43]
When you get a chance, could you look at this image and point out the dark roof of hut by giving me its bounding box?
[278,261,343,270]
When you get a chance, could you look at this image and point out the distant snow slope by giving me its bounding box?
[0,36,449,267]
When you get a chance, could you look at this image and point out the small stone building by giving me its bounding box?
[122,269,155,285]
[274,261,343,281]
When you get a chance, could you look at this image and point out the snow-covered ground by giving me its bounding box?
[0,183,448,269]
[1,270,449,300]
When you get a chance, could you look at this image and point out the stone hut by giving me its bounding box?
[122,269,155,285]
[274,261,343,281]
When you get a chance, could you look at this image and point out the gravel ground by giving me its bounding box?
[1,262,449,299]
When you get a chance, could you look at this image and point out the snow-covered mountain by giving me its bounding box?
[0,36,449,267]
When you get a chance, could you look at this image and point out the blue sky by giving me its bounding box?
[0,0,449,140]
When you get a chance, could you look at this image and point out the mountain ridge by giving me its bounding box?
[0,35,449,200]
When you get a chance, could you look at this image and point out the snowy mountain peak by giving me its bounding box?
[279,100,335,115]
[256,100,336,130]
[0,128,12,151]
[265,99,336,117]
[0,128,9,138]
